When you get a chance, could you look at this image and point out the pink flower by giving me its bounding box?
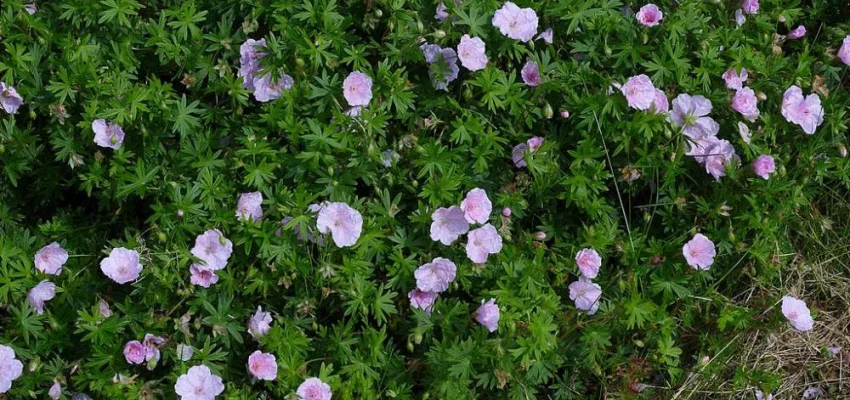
[512,143,530,167]
[248,351,277,381]
[527,136,544,151]
[408,289,438,314]
[731,88,760,122]
[123,340,146,364]
[435,2,449,20]
[755,390,774,400]
[248,306,272,339]
[722,68,748,90]
[0,83,24,114]
[465,224,503,264]
[521,60,542,87]
[143,334,165,366]
[492,2,538,42]
[781,295,814,332]
[475,298,500,332]
[343,71,372,107]
[652,89,669,114]
[460,188,492,224]
[735,9,746,26]
[781,85,824,135]
[575,248,602,279]
[27,280,55,315]
[635,4,663,27]
[174,365,224,400]
[621,75,657,111]
[238,38,266,90]
[98,298,112,317]
[252,72,294,103]
[457,35,488,72]
[752,155,775,179]
[316,202,363,247]
[536,28,553,44]
[414,258,457,293]
[296,377,332,400]
[430,206,470,245]
[0,345,23,393]
[92,119,126,150]
[839,37,850,66]
[34,242,69,275]
[569,278,602,315]
[48,381,61,399]
[177,344,194,361]
[687,137,738,180]
[742,0,758,14]
[24,3,37,15]
[682,233,716,270]
[190,264,219,288]
[670,94,719,139]
[191,230,233,270]
[738,122,751,144]
[100,247,143,284]
[236,191,263,222]
[788,25,806,40]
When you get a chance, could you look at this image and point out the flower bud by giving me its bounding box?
[434,30,446,38]
[559,109,570,119]
[177,209,184,218]
[532,231,546,240]
[157,232,167,242]
[837,143,847,158]
[502,207,512,217]
[543,103,553,119]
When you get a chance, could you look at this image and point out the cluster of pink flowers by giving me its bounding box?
[635,4,663,27]
[723,67,760,122]
[682,233,716,270]
[92,119,126,150]
[569,248,603,314]
[0,83,24,114]
[492,2,538,42]
[189,229,233,287]
[239,38,294,102]
[512,136,544,168]
[123,334,165,369]
[421,44,460,90]
[780,85,824,135]
[430,189,501,264]
[619,75,667,113]
[671,94,739,180]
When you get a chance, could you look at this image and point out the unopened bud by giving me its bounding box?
[532,231,546,240]
[502,207,512,217]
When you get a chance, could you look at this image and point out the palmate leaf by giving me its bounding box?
[454,4,490,38]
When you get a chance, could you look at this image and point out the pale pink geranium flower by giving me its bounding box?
[457,35,488,72]
[536,28,553,44]
[682,233,716,270]
[238,38,266,90]
[652,89,669,114]
[687,137,738,180]
[722,68,748,90]
[48,381,61,399]
[123,340,146,364]
[248,350,277,381]
[252,71,294,103]
[755,390,774,400]
[575,248,602,279]
[569,278,602,315]
[92,119,126,150]
[492,2,538,42]
[248,306,273,339]
[521,60,542,87]
[527,136,544,150]
[752,155,775,179]
[435,2,449,20]
[143,334,165,366]
[735,9,746,26]
[621,75,657,110]
[738,122,752,144]
[670,94,719,139]
[731,87,760,122]
[839,37,850,66]
[460,188,492,224]
[98,298,113,317]
[408,289,439,314]
[0,83,24,114]
[512,142,530,167]
[190,264,219,288]
[0,345,23,393]
[466,224,503,264]
[28,280,56,315]
[236,191,263,222]
[343,71,372,107]
[24,3,37,15]
[100,247,143,284]
[191,230,233,270]
[34,242,69,275]
[781,86,824,135]
[316,202,363,247]
[475,299,500,332]
[296,377,332,400]
[174,365,225,400]
[742,0,758,14]
[635,4,663,27]
[177,344,194,361]
[414,258,457,293]
[782,295,814,332]
[430,206,470,245]
[788,25,806,40]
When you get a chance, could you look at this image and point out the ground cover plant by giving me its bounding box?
[1,0,850,398]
